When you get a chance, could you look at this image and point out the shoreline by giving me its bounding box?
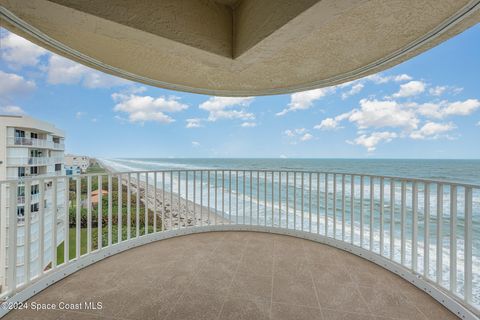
[98,160,229,229]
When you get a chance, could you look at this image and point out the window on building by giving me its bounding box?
[15,129,25,138]
[30,167,39,175]
[17,186,25,196]
[31,203,39,212]
[18,167,26,177]
[30,150,42,157]
[14,129,25,145]
[30,132,38,139]
[17,206,24,217]
[55,164,62,172]
[31,184,39,195]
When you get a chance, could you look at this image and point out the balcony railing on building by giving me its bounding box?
[0,170,478,319]
[7,157,64,166]
[7,137,64,150]
[7,171,64,181]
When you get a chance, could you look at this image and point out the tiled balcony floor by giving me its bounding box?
[6,231,458,320]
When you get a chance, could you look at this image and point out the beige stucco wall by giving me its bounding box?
[0,0,478,96]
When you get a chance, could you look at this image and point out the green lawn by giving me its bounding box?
[56,225,153,265]
[56,227,95,265]
[86,162,106,174]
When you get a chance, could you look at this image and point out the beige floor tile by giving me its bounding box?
[271,302,322,320]
[321,308,382,320]
[219,297,271,320]
[309,263,354,286]
[165,293,224,320]
[315,283,369,314]
[3,308,65,320]
[272,274,318,308]
[237,253,274,276]
[274,254,311,278]
[229,272,273,300]
[358,286,427,320]
[4,232,457,320]
[188,272,234,295]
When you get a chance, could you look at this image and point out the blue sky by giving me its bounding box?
[0,25,479,159]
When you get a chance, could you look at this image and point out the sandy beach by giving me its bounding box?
[100,161,229,230]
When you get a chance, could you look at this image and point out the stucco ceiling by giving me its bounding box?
[0,0,479,96]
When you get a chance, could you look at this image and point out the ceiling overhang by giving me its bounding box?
[1,0,479,96]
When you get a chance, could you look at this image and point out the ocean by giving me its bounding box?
[100,158,480,184]
[101,158,480,305]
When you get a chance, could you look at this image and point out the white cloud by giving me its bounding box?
[347,99,419,130]
[410,122,455,140]
[414,102,443,119]
[349,131,397,152]
[284,128,313,143]
[442,99,480,117]
[0,30,48,68]
[477,121,480,127]
[300,133,313,141]
[0,71,36,100]
[394,74,413,82]
[199,97,254,121]
[341,83,364,100]
[192,141,200,147]
[0,105,26,115]
[392,80,426,98]
[91,118,98,123]
[241,122,257,127]
[277,87,333,116]
[365,73,412,84]
[186,118,203,128]
[314,113,350,131]
[429,86,447,96]
[317,96,479,151]
[315,118,339,130]
[112,93,188,124]
[415,99,480,119]
[75,111,86,119]
[279,155,287,159]
[46,54,130,88]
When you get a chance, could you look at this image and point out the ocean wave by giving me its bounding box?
[110,158,204,170]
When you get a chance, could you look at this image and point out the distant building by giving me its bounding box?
[65,165,81,176]
[0,115,66,290]
[65,154,89,173]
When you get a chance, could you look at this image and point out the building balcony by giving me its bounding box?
[53,142,65,150]
[7,156,64,166]
[17,193,40,205]
[0,169,478,320]
[7,171,65,181]
[2,231,459,320]
[7,137,64,150]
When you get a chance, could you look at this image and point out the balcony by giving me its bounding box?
[53,142,65,150]
[17,193,40,205]
[7,171,65,181]
[7,157,64,166]
[2,231,459,320]
[0,169,478,319]
[7,137,64,150]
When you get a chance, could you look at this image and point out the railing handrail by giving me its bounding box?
[2,168,478,189]
[0,168,478,319]
[7,136,64,149]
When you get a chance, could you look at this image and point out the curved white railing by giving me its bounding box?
[6,157,64,166]
[0,170,478,319]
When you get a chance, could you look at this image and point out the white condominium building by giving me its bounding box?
[0,115,66,291]
[65,154,90,173]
